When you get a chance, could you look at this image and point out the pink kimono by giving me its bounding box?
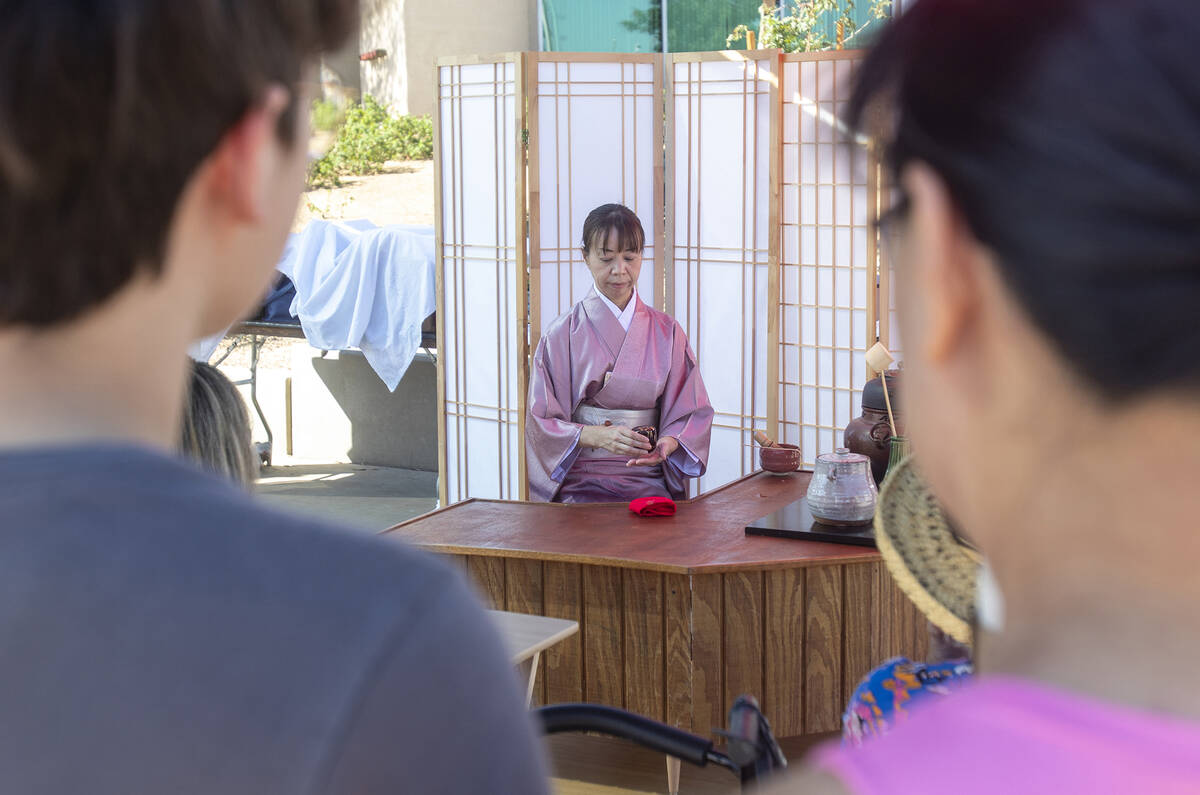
[526,290,713,502]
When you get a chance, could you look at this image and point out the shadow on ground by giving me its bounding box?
[255,463,437,533]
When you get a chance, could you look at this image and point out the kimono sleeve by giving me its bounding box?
[658,321,714,482]
[525,327,584,502]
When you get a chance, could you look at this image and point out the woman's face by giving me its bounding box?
[584,228,642,309]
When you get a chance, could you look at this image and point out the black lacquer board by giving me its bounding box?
[745,497,876,547]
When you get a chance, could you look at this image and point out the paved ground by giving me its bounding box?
[294,159,435,231]
[255,461,437,533]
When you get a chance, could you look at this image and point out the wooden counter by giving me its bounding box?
[383,472,928,739]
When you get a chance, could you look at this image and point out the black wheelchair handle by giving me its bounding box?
[537,703,724,769]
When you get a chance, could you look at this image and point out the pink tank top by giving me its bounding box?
[811,676,1200,794]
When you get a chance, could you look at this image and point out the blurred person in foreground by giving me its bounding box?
[0,2,547,793]
[768,0,1200,791]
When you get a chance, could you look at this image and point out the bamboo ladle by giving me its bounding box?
[864,341,899,438]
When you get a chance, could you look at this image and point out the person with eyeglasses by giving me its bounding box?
[765,0,1200,791]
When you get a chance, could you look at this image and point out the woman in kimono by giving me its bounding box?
[526,203,713,503]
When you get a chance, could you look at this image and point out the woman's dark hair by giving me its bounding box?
[847,0,1200,401]
[581,204,645,256]
[0,0,357,328]
[180,361,258,487]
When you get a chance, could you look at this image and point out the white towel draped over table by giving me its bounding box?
[274,220,435,390]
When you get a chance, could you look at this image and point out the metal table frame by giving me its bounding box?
[210,317,437,465]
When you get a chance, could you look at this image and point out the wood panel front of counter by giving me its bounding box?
[383,472,929,738]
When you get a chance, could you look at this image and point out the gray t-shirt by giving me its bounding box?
[0,445,549,794]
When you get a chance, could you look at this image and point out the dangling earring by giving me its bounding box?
[976,560,1006,633]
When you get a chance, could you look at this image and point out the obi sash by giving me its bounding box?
[572,405,659,459]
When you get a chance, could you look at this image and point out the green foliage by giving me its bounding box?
[727,0,890,53]
[389,114,435,159]
[307,149,342,189]
[331,96,403,174]
[307,96,434,189]
[310,98,344,133]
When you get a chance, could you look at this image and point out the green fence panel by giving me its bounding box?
[541,0,890,54]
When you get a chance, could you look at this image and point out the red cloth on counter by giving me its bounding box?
[629,496,676,517]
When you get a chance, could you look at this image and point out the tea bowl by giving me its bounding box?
[760,443,801,475]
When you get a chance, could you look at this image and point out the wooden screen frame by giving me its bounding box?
[875,156,898,367]
[665,49,781,492]
[777,50,877,463]
[434,53,528,504]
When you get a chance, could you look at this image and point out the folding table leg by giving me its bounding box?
[523,651,541,708]
[248,334,272,465]
[666,755,680,795]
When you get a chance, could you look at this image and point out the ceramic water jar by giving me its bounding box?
[805,448,878,526]
[843,369,901,484]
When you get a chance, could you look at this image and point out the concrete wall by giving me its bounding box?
[402,0,537,115]
[359,0,537,116]
[305,350,438,470]
[359,0,407,112]
[226,345,437,472]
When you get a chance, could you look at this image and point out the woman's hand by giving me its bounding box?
[579,424,653,457]
[626,436,680,467]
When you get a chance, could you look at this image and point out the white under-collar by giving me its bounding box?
[596,289,638,332]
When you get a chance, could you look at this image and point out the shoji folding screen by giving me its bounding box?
[778,52,876,467]
[527,54,664,347]
[668,52,779,494]
[435,56,526,503]
[436,50,882,504]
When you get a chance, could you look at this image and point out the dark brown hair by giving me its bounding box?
[580,203,645,256]
[180,361,258,487]
[847,0,1200,401]
[0,0,357,328]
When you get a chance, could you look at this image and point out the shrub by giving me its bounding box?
[311,98,344,132]
[388,114,434,161]
[307,95,434,189]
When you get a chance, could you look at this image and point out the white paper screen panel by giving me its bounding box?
[529,56,661,344]
[779,53,872,468]
[438,59,523,503]
[671,55,777,494]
